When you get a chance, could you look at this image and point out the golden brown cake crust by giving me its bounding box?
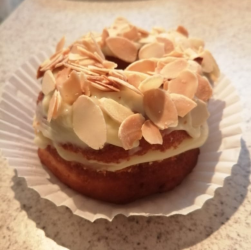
[38,146,199,204]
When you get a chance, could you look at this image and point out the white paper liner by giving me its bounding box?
[0,49,242,222]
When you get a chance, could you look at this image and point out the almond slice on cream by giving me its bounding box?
[56,36,65,52]
[42,70,56,95]
[124,71,149,88]
[170,93,197,117]
[201,50,220,81]
[47,90,62,122]
[106,37,138,62]
[190,99,209,127]
[156,37,174,54]
[73,95,106,149]
[196,74,213,101]
[139,42,165,59]
[138,75,163,92]
[168,70,198,99]
[176,26,189,37]
[188,38,205,50]
[142,120,163,144]
[118,114,145,150]
[125,59,156,73]
[143,89,178,129]
[80,72,91,96]
[58,71,82,104]
[100,98,134,123]
[108,76,142,95]
[160,58,188,79]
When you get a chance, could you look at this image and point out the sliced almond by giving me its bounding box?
[90,82,111,92]
[124,71,149,88]
[100,98,134,123]
[102,60,117,69]
[138,75,163,92]
[106,37,138,62]
[190,99,209,127]
[200,50,220,81]
[139,42,165,59]
[142,120,163,145]
[186,60,202,74]
[72,95,106,149]
[56,36,65,52]
[168,70,198,99]
[58,71,82,104]
[156,36,174,54]
[176,26,189,37]
[188,38,205,50]
[123,26,139,41]
[170,93,197,117]
[80,72,91,96]
[118,113,145,150]
[143,89,178,129]
[125,59,156,73]
[160,58,188,79]
[42,70,56,95]
[196,74,213,101]
[108,76,142,95]
[56,67,71,87]
[47,90,62,122]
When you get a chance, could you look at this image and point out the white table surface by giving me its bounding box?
[0,0,251,249]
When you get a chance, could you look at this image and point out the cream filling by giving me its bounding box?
[52,122,208,172]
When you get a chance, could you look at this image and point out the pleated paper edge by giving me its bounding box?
[0,51,242,222]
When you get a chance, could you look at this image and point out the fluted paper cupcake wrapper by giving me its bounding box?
[0,48,242,221]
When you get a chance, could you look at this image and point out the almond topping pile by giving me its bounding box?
[37,17,220,150]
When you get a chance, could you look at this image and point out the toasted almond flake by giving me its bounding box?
[165,49,184,58]
[156,36,174,54]
[90,33,105,59]
[78,59,97,66]
[139,35,156,44]
[108,76,142,95]
[124,71,148,88]
[40,54,63,71]
[77,46,99,61]
[137,27,149,36]
[100,98,134,123]
[58,71,82,104]
[72,95,106,149]
[56,67,71,87]
[139,42,165,60]
[64,62,99,75]
[55,57,68,68]
[123,26,139,41]
[80,72,91,96]
[106,37,138,62]
[200,50,220,81]
[42,70,56,95]
[68,53,86,61]
[160,58,188,79]
[109,70,126,81]
[102,60,117,69]
[138,75,163,92]
[152,26,166,34]
[170,93,197,117]
[40,58,51,68]
[125,59,156,73]
[56,36,65,52]
[190,99,209,127]
[90,82,111,92]
[196,74,213,101]
[142,120,163,145]
[93,52,104,63]
[176,26,189,37]
[143,89,178,129]
[102,28,109,42]
[168,70,198,99]
[184,48,199,60]
[188,38,205,50]
[186,60,202,74]
[118,113,145,150]
[47,90,62,122]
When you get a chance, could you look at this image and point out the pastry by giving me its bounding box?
[33,17,220,204]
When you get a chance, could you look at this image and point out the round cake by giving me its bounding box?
[33,17,220,204]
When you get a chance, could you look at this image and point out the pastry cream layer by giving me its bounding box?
[35,98,208,172]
